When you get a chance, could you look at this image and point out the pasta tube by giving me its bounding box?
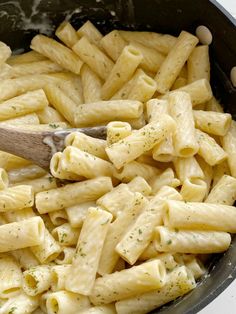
[0,185,33,212]
[35,176,112,214]
[155,31,198,93]
[115,266,195,314]
[116,186,182,265]
[51,265,71,291]
[55,247,75,265]
[49,210,68,226]
[75,100,143,127]
[0,89,48,121]
[0,254,22,298]
[59,146,114,179]
[55,21,79,48]
[205,175,236,205]
[52,223,80,246]
[0,292,39,314]
[80,64,102,103]
[101,30,127,61]
[0,168,8,190]
[165,200,236,232]
[77,20,103,46]
[187,45,210,83]
[169,91,198,157]
[0,41,11,65]
[101,45,143,99]
[65,207,112,295]
[31,34,83,74]
[107,121,132,145]
[90,260,166,305]
[23,265,52,296]
[106,115,176,169]
[154,226,231,254]
[149,168,180,194]
[46,290,90,314]
[180,178,207,202]
[193,110,232,136]
[37,106,65,124]
[221,120,236,177]
[72,36,114,80]
[173,157,204,183]
[66,201,96,228]
[0,217,45,252]
[7,51,46,65]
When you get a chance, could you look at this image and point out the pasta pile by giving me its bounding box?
[0,19,235,314]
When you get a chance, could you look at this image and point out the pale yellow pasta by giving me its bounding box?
[4,122,69,132]
[171,76,187,90]
[187,45,210,83]
[16,175,57,194]
[44,83,78,126]
[0,73,72,102]
[0,41,11,65]
[79,304,116,314]
[36,177,112,214]
[205,175,236,205]
[126,115,146,129]
[37,106,65,124]
[185,257,206,279]
[193,110,232,136]
[57,77,84,104]
[169,91,198,157]
[165,200,236,232]
[0,113,40,126]
[65,207,112,295]
[3,207,34,222]
[90,260,166,305]
[80,64,102,103]
[196,155,213,195]
[11,248,39,270]
[50,152,83,181]
[59,146,114,179]
[98,193,148,275]
[106,115,175,169]
[146,98,168,123]
[65,131,107,160]
[102,45,143,99]
[154,226,231,254]
[162,78,213,106]
[97,183,134,217]
[138,243,162,261]
[11,60,63,78]
[221,120,236,177]
[206,96,224,112]
[66,201,96,228]
[39,291,51,313]
[111,68,144,100]
[107,121,132,145]
[55,247,76,265]
[0,63,13,80]
[31,35,83,74]
[0,254,22,298]
[55,21,79,48]
[46,290,90,314]
[0,217,45,252]
[127,72,157,102]
[115,266,195,314]
[72,36,114,80]
[100,30,127,61]
[77,20,103,46]
[23,265,52,296]
[51,265,71,291]
[196,129,227,166]
[130,41,165,72]
[7,51,46,65]
[116,186,182,265]
[173,156,204,183]
[127,176,152,196]
[113,161,160,183]
[155,31,198,93]
[52,223,80,246]
[75,100,143,127]
[118,31,177,55]
[0,168,8,190]
[0,292,39,314]
[49,210,68,226]
[149,168,180,194]
[0,89,48,121]
[8,165,46,184]
[0,185,33,212]
[180,178,207,202]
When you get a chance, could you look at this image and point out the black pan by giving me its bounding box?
[0,0,235,313]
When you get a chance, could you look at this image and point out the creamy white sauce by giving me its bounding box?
[43,135,57,155]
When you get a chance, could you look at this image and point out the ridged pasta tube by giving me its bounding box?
[80,64,102,103]
[55,21,79,48]
[221,120,236,177]
[0,185,33,212]
[23,265,52,296]
[187,45,210,83]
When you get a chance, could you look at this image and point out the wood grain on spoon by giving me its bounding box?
[0,125,107,169]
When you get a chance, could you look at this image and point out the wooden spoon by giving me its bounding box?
[0,126,107,169]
